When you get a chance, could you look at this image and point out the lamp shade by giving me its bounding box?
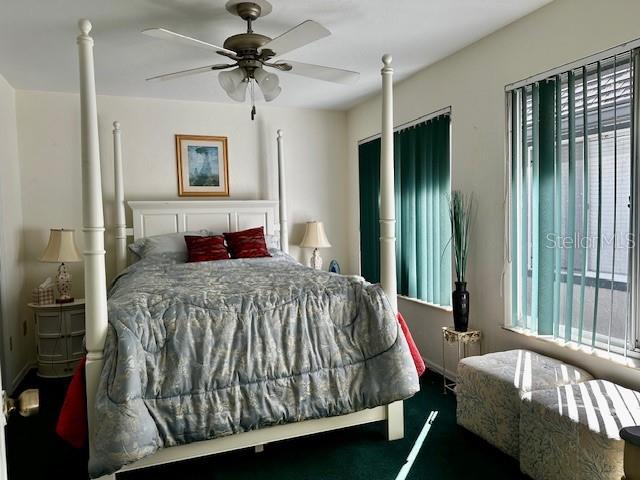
[254,68,281,102]
[219,68,247,102]
[299,221,331,249]
[40,229,82,263]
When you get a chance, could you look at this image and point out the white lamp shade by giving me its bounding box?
[254,68,280,94]
[262,85,281,102]
[228,80,248,102]
[300,221,331,249]
[219,68,246,101]
[40,229,82,263]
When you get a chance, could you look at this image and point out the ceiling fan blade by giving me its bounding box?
[279,61,360,85]
[260,20,330,57]
[142,28,236,56]
[146,64,234,82]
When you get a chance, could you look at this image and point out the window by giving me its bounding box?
[507,46,637,356]
[359,113,451,306]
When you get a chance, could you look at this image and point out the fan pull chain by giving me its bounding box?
[250,79,256,120]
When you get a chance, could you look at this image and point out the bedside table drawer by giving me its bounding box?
[35,311,65,336]
[68,334,84,359]
[38,336,67,359]
[65,310,85,335]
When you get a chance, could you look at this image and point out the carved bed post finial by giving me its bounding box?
[77,17,108,452]
[379,53,397,314]
[276,129,289,253]
[113,121,127,273]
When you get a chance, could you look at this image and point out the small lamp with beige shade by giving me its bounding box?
[40,229,82,303]
[299,221,331,270]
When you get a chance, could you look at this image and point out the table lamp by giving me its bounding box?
[300,221,331,270]
[40,229,82,303]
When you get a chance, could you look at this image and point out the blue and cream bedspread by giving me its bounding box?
[89,252,420,477]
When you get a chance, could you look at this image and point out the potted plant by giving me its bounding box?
[448,191,473,332]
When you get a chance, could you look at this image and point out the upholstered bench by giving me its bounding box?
[456,349,593,458]
[520,379,640,480]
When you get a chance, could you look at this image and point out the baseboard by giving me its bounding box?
[423,356,458,383]
[10,361,35,395]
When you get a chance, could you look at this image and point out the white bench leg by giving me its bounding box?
[254,444,265,453]
[386,401,404,440]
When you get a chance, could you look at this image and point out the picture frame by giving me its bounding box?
[175,134,229,197]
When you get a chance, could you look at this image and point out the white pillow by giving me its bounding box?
[265,234,281,250]
[128,230,209,259]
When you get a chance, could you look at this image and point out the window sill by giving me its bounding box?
[398,295,453,313]
[502,325,640,370]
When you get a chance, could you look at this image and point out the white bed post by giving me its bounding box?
[380,53,403,441]
[276,129,289,253]
[113,121,127,273]
[77,18,109,468]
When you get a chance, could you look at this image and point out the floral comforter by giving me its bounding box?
[89,252,419,477]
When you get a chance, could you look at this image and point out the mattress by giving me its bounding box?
[89,251,420,477]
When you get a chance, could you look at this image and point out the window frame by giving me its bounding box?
[504,45,640,359]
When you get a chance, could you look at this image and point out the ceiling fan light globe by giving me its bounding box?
[254,68,280,94]
[227,81,248,102]
[218,68,245,95]
[262,85,281,102]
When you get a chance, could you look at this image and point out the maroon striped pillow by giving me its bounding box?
[184,235,230,262]
[223,227,271,259]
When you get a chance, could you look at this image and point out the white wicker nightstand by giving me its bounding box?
[28,299,85,378]
[441,326,481,394]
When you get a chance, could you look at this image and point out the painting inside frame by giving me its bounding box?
[176,134,229,196]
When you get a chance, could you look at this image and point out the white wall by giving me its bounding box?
[0,74,31,393]
[346,0,640,388]
[16,92,348,296]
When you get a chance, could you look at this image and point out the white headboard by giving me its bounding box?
[128,200,279,240]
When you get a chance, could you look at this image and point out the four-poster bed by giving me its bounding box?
[76,19,410,480]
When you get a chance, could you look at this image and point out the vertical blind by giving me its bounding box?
[508,49,636,355]
[359,114,451,306]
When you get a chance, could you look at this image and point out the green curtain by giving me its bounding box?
[358,138,381,284]
[510,54,633,351]
[359,114,451,306]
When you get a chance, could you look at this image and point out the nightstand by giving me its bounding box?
[441,326,481,394]
[28,299,85,378]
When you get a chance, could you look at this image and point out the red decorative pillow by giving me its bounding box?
[184,235,230,262]
[224,227,271,259]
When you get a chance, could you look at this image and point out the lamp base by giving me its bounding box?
[56,263,74,304]
[56,297,74,304]
[309,249,323,270]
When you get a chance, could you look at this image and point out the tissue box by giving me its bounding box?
[32,286,54,305]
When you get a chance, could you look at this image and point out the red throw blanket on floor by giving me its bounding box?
[56,312,425,448]
[56,356,87,449]
[397,312,426,376]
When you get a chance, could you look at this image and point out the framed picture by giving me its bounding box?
[176,134,229,197]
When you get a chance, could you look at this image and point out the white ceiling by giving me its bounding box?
[0,0,552,110]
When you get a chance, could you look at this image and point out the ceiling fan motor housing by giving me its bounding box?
[223,33,272,55]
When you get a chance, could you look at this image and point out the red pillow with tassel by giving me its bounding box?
[223,226,271,259]
[184,235,230,262]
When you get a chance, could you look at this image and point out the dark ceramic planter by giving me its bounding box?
[452,281,470,332]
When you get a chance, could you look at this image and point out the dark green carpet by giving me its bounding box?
[8,370,528,479]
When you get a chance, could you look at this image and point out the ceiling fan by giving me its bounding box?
[143,0,360,119]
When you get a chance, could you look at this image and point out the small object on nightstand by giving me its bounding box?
[300,221,331,270]
[328,259,341,274]
[441,326,481,394]
[28,299,85,378]
[39,229,82,303]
